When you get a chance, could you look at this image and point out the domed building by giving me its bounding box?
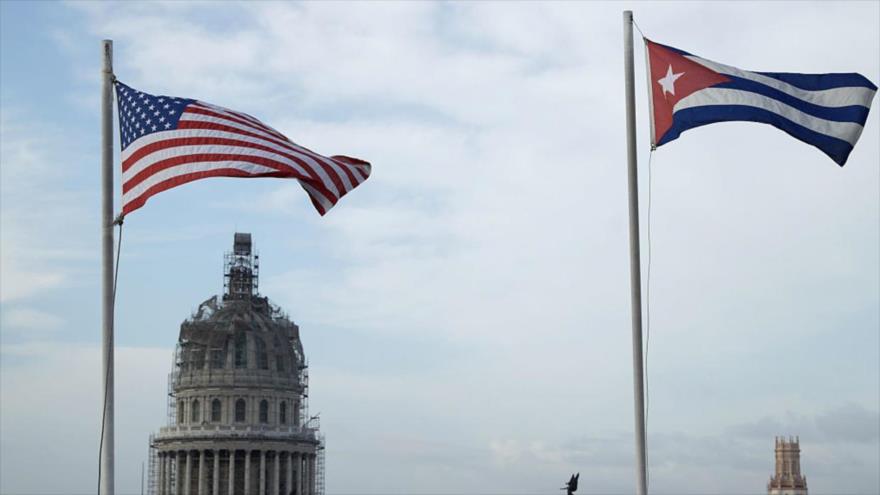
[148,233,324,495]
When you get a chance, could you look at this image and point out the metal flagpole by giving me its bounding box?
[100,38,115,495]
[623,10,648,495]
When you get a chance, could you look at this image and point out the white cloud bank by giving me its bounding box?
[1,343,171,495]
[1,342,876,494]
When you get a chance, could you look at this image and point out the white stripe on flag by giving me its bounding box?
[184,107,359,191]
[299,180,335,212]
[183,109,359,193]
[123,144,312,185]
[193,102,288,139]
[181,110,285,142]
[687,55,877,108]
[122,128,305,163]
[122,161,278,205]
[179,113,349,195]
[674,87,867,145]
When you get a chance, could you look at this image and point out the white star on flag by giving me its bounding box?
[657,64,685,96]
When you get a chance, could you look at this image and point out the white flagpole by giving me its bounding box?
[623,11,648,495]
[100,38,115,495]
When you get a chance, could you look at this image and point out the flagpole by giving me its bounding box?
[100,38,115,495]
[623,10,648,495]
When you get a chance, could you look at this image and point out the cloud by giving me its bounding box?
[0,307,64,332]
[729,404,880,445]
[0,342,171,495]
[0,110,94,304]
[538,406,880,493]
[489,438,523,467]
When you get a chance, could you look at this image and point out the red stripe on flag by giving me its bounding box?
[332,155,372,182]
[186,105,289,142]
[122,168,338,217]
[177,120,351,196]
[122,136,320,179]
[122,168,267,215]
[185,108,363,188]
[122,153,339,204]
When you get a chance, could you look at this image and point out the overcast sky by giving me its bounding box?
[1,2,878,494]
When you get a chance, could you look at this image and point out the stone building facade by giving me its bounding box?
[768,436,807,495]
[148,233,323,495]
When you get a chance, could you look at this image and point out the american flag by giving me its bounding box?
[115,81,371,216]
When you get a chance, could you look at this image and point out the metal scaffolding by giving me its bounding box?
[144,234,322,495]
[316,436,326,495]
[147,435,157,495]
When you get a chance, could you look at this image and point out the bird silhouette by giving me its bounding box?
[561,473,579,495]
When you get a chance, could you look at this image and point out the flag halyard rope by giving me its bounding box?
[633,18,647,40]
[98,217,124,495]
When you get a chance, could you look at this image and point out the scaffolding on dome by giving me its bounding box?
[147,435,158,495]
[316,435,326,495]
[144,233,324,495]
[224,232,259,301]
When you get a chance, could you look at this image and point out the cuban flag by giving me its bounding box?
[646,40,877,166]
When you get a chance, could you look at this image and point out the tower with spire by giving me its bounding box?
[768,436,807,495]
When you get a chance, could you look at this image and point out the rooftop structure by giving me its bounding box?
[768,436,807,495]
[148,233,324,495]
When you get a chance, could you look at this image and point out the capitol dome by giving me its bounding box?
[149,233,323,495]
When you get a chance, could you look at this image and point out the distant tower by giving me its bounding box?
[768,436,808,495]
[147,233,324,495]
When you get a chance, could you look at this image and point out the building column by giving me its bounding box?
[164,452,171,495]
[273,451,281,495]
[198,450,207,495]
[300,453,308,495]
[167,452,174,495]
[286,453,294,495]
[162,452,174,495]
[175,450,183,495]
[174,450,183,495]
[259,450,267,495]
[156,453,164,495]
[158,453,164,495]
[294,452,300,495]
[295,453,301,495]
[244,450,251,495]
[309,454,316,495]
[213,450,220,495]
[184,451,193,495]
[228,450,236,495]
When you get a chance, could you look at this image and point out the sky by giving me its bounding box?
[0,1,878,494]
